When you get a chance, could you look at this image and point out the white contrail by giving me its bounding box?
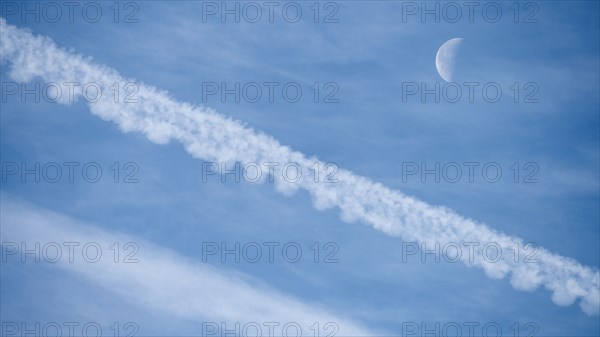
[0,195,378,336]
[1,18,598,315]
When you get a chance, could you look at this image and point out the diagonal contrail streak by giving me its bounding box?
[1,18,598,315]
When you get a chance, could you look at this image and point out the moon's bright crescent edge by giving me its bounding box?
[435,38,463,82]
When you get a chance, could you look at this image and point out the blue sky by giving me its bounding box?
[1,1,599,336]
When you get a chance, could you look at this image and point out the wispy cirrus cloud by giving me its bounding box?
[0,194,378,336]
[1,18,597,315]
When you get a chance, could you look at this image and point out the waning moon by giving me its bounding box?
[435,38,463,82]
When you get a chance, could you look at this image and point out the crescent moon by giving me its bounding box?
[435,38,463,82]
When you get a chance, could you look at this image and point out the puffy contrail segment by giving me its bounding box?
[1,18,598,315]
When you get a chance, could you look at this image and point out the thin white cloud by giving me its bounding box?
[0,195,378,336]
[1,18,598,315]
